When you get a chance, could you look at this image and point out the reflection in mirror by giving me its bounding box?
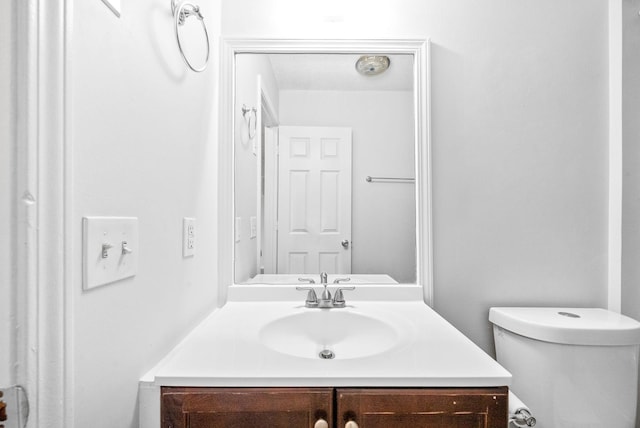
[234,53,416,285]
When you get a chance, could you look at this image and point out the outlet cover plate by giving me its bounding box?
[183,217,196,257]
[83,216,138,290]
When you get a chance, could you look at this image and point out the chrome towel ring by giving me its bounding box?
[241,105,257,139]
[171,0,209,73]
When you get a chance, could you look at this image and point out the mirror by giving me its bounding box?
[226,40,430,289]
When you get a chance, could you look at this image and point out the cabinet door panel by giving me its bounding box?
[337,387,508,428]
[189,411,309,427]
[162,387,333,428]
[360,414,485,428]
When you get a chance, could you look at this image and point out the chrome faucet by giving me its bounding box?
[319,272,331,304]
[296,273,355,309]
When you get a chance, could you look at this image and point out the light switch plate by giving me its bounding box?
[83,216,138,290]
[183,217,196,257]
[100,0,121,17]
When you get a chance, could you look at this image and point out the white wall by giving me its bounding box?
[0,0,14,387]
[221,0,609,353]
[279,90,416,283]
[70,0,220,426]
[234,54,280,282]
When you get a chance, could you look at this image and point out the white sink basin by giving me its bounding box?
[259,310,401,360]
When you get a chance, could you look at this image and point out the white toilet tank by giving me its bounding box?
[490,307,640,428]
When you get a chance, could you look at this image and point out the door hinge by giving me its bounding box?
[0,386,29,428]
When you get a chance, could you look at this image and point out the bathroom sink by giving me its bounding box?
[259,310,401,360]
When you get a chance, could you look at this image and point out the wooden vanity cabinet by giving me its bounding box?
[161,387,333,428]
[337,387,508,428]
[161,386,508,428]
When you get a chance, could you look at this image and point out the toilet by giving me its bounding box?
[490,307,640,428]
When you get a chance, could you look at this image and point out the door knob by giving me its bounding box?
[314,418,329,428]
[341,239,350,249]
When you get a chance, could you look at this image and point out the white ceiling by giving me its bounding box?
[267,54,414,91]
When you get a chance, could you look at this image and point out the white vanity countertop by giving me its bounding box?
[146,298,511,388]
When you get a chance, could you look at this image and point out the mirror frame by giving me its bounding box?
[218,38,433,305]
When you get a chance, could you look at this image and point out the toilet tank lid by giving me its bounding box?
[489,307,640,346]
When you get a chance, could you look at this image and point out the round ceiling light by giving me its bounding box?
[355,55,391,76]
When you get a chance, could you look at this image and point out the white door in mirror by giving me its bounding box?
[277,126,352,274]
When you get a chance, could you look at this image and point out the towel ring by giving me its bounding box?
[241,105,257,139]
[171,0,209,73]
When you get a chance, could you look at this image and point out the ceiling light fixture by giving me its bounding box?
[355,55,391,76]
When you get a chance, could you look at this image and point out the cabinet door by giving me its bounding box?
[336,387,508,428]
[161,387,333,428]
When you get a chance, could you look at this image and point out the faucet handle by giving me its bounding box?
[296,286,319,307]
[333,277,351,284]
[298,277,316,284]
[332,286,356,307]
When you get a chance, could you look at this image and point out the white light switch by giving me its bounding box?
[83,216,138,290]
[183,217,196,257]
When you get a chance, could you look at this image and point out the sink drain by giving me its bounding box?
[319,349,335,359]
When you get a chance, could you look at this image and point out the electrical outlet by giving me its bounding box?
[183,217,196,257]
